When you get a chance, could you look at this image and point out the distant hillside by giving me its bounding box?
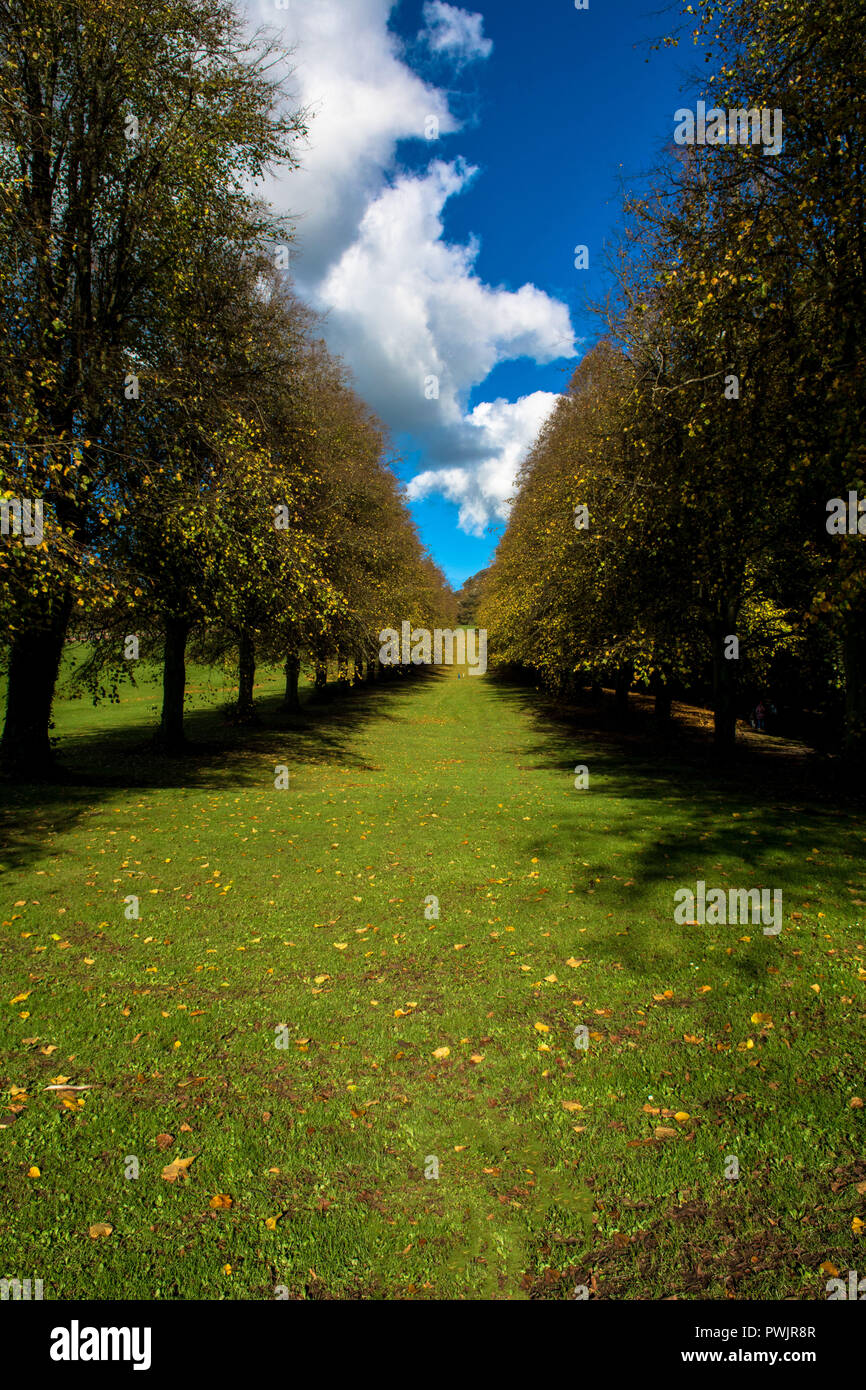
[455,569,489,626]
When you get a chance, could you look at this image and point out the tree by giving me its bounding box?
[0,0,307,771]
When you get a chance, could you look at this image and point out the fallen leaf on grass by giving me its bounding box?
[432,1046,450,1059]
[534,1022,550,1034]
[209,1194,232,1209]
[161,1156,196,1182]
[562,1101,584,1112]
[27,1166,40,1178]
[156,1133,174,1150]
[89,1223,112,1238]
[654,1127,677,1139]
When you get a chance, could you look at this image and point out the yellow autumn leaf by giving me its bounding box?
[674,1111,690,1122]
[9,992,30,1005]
[562,1101,583,1112]
[161,1155,196,1182]
[209,1194,232,1209]
[89,1223,112,1238]
[432,1046,450,1059]
[534,1022,550,1034]
[853,1217,865,1235]
[27,1165,40,1178]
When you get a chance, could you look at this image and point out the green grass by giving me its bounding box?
[1,658,864,1300]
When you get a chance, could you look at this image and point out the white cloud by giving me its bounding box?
[318,160,573,437]
[406,392,561,535]
[421,1,494,66]
[246,0,576,535]
[248,0,456,280]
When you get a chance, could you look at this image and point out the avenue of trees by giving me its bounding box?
[0,0,452,773]
[480,0,866,754]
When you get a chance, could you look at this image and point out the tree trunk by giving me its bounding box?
[283,650,301,711]
[1,586,73,775]
[366,658,377,684]
[843,623,866,765]
[615,662,633,714]
[651,671,672,726]
[711,613,738,749]
[158,616,190,752]
[236,630,257,722]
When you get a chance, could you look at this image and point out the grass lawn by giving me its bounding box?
[1,657,864,1300]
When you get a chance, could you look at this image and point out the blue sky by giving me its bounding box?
[249,0,696,587]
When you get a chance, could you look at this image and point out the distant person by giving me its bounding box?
[754,700,766,731]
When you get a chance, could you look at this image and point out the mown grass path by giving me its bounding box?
[1,665,864,1298]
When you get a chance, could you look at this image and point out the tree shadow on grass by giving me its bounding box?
[0,669,440,876]
[480,674,866,987]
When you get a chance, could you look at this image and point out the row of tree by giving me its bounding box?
[480,0,866,754]
[0,0,453,772]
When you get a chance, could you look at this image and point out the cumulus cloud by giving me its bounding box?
[246,0,576,534]
[318,160,573,438]
[248,0,456,281]
[420,1,494,66]
[406,393,561,535]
